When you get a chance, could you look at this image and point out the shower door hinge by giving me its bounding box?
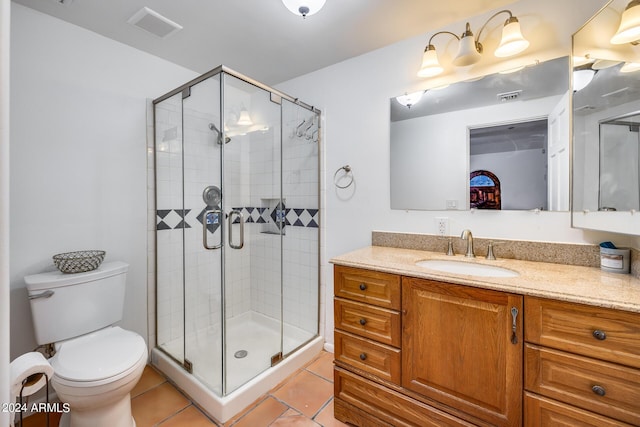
[271,352,283,367]
[183,359,193,373]
[270,93,282,105]
[182,87,191,99]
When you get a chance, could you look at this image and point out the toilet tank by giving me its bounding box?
[25,261,129,345]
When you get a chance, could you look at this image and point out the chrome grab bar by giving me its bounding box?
[202,209,222,250]
[29,290,54,300]
[228,209,244,250]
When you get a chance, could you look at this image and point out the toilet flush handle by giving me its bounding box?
[28,290,54,300]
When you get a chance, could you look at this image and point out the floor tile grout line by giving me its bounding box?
[154,404,198,426]
[310,396,334,422]
[226,395,287,427]
[131,379,169,400]
[303,366,334,383]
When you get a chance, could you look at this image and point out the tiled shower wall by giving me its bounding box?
[150,80,319,357]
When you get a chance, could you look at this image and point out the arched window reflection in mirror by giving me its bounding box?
[470,170,501,210]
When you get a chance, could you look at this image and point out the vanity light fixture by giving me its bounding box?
[611,0,640,44]
[418,10,529,78]
[396,91,425,108]
[281,0,326,18]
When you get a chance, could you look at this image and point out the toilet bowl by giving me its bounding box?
[51,327,147,427]
[25,262,147,427]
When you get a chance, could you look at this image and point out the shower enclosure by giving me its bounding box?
[152,66,320,400]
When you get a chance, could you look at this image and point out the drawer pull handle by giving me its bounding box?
[592,385,606,396]
[359,353,367,361]
[359,318,367,326]
[359,283,367,291]
[592,330,607,341]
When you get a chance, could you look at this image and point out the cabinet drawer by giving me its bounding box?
[334,265,400,309]
[334,298,401,346]
[525,392,635,427]
[334,367,476,427]
[525,344,640,425]
[525,297,640,369]
[335,330,401,384]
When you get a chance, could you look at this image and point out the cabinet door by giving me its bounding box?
[402,277,523,427]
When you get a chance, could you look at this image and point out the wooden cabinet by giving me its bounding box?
[334,266,640,426]
[402,277,523,427]
[524,393,635,427]
[525,297,640,426]
[334,265,403,386]
[334,266,523,427]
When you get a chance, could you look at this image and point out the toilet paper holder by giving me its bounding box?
[17,372,50,427]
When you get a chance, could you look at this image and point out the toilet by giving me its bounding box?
[25,261,147,427]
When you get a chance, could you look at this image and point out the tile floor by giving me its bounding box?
[20,351,348,427]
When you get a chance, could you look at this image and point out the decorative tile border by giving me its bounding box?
[157,206,319,231]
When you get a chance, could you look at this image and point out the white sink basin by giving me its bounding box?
[415,259,519,278]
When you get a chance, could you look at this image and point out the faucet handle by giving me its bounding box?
[446,239,455,256]
[486,241,504,260]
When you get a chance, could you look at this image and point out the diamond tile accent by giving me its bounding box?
[157,206,319,231]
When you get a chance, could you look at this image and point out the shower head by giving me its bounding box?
[208,123,231,144]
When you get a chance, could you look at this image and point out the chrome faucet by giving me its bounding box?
[460,229,475,258]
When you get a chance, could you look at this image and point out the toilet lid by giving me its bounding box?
[51,327,146,382]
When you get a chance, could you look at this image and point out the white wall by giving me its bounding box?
[1,0,10,423]
[9,4,197,359]
[277,0,640,347]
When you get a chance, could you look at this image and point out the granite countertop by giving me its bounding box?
[330,246,640,313]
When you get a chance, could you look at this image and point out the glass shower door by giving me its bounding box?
[221,73,283,394]
[181,75,225,395]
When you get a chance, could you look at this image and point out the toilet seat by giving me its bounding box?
[51,326,147,387]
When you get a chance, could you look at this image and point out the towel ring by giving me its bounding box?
[334,165,354,189]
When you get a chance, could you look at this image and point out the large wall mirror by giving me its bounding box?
[572,0,640,235]
[390,56,571,211]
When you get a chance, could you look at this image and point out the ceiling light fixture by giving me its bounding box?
[611,0,640,44]
[418,10,529,78]
[282,0,326,18]
[396,91,425,108]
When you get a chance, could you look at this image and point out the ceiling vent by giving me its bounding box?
[127,7,183,39]
[497,90,522,102]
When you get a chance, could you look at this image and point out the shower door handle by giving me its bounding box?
[228,210,244,250]
[202,209,222,250]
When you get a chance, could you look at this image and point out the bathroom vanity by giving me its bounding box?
[331,246,640,427]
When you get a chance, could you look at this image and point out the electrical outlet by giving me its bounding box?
[435,217,449,237]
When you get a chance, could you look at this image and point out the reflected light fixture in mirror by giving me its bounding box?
[611,0,640,44]
[573,68,596,91]
[621,61,640,72]
[236,108,253,126]
[396,91,425,108]
[281,0,326,18]
[417,10,529,78]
